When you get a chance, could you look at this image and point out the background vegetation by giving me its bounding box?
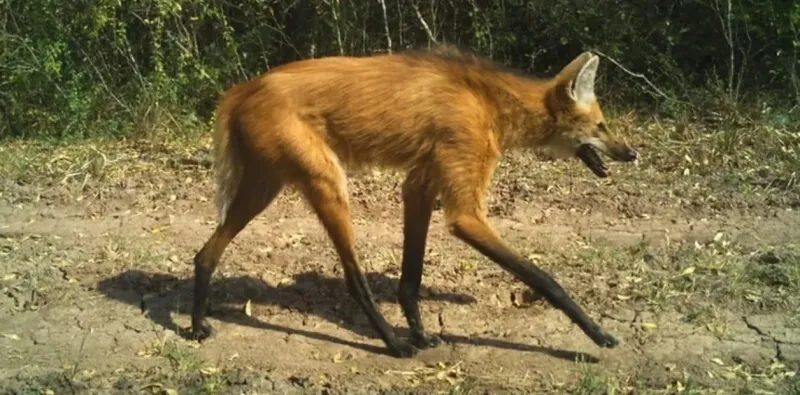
[1,0,799,140]
[1,2,799,394]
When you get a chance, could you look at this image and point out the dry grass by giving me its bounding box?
[556,238,800,316]
[0,114,797,204]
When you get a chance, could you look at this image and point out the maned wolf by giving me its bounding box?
[191,46,639,358]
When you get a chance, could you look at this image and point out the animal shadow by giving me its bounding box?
[96,269,600,363]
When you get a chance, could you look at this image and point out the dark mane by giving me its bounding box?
[399,44,543,81]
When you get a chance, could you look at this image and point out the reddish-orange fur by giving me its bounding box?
[192,46,637,358]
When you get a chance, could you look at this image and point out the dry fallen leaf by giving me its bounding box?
[200,367,219,375]
[151,225,170,234]
[243,299,252,317]
[745,293,762,302]
[641,322,658,331]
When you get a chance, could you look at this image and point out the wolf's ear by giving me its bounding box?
[556,52,599,106]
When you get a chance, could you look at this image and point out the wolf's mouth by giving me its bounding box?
[576,144,609,178]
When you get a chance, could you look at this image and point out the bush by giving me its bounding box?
[1,0,798,139]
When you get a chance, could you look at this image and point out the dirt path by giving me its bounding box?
[1,146,799,394]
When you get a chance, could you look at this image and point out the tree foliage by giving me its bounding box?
[1,0,797,138]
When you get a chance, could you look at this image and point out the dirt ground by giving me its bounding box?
[0,124,798,394]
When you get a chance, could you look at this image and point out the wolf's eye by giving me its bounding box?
[597,122,609,132]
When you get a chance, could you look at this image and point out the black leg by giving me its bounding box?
[302,175,417,358]
[449,214,619,348]
[398,177,441,349]
[192,177,282,341]
[192,243,218,340]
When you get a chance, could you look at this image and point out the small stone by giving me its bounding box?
[511,289,541,307]
[605,308,636,322]
[778,344,800,367]
[758,251,781,265]
[726,342,773,368]
[32,330,48,345]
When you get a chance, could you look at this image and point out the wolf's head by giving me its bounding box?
[541,52,638,178]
